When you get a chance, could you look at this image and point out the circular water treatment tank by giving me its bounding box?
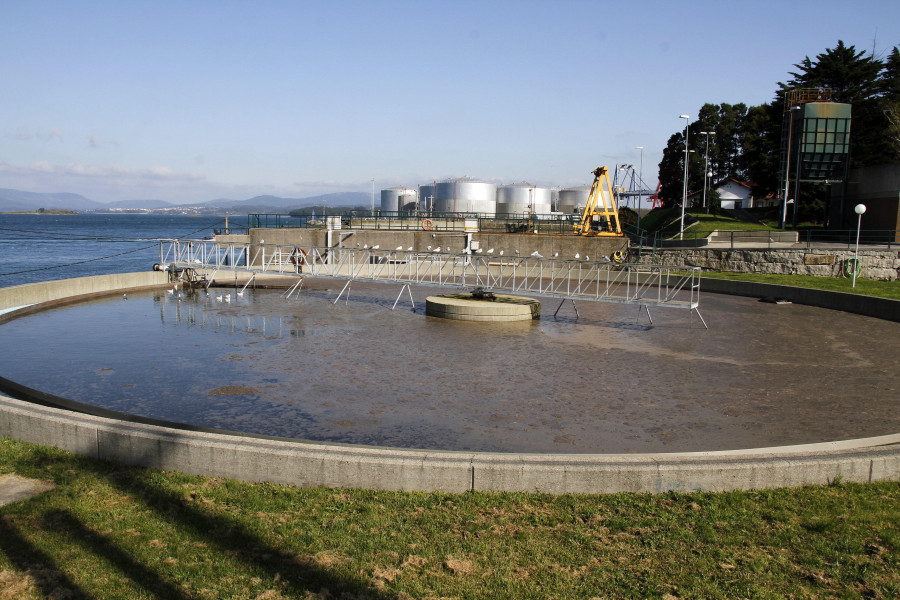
[558,185,592,215]
[380,187,418,212]
[434,178,497,215]
[496,183,552,216]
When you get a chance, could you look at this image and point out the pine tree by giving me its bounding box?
[783,40,892,167]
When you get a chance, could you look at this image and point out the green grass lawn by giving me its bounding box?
[0,438,898,599]
[685,212,775,236]
[702,271,900,300]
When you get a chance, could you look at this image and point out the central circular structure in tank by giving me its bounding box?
[425,293,541,321]
[1,278,898,455]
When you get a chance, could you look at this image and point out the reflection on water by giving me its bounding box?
[1,282,898,453]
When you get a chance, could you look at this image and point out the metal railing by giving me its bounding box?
[244,212,582,235]
[158,240,706,326]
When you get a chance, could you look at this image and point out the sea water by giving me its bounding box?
[0,213,231,288]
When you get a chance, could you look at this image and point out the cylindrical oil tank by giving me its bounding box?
[558,185,592,215]
[380,187,418,212]
[495,183,552,216]
[419,184,435,211]
[434,177,497,215]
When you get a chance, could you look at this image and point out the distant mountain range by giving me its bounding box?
[0,189,373,213]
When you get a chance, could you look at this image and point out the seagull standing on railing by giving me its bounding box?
[530,251,543,258]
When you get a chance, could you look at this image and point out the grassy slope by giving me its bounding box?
[0,438,898,599]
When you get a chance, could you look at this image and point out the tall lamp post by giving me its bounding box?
[635,146,644,239]
[852,203,866,288]
[679,115,690,240]
[782,106,801,229]
[699,131,715,212]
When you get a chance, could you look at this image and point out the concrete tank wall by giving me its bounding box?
[434,178,497,215]
[558,186,592,215]
[496,184,552,215]
[381,187,418,212]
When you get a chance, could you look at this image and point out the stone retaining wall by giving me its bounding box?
[634,248,900,281]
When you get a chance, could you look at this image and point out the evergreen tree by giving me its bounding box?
[783,40,893,167]
[738,102,781,196]
[883,47,900,159]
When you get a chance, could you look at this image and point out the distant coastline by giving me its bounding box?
[4,209,78,215]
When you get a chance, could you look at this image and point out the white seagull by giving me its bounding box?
[530,251,542,258]
[396,246,403,251]
[487,248,494,254]
[574,253,580,259]
[499,250,504,256]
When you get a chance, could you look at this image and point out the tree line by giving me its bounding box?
[657,41,900,223]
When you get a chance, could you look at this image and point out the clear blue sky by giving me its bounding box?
[1,0,897,204]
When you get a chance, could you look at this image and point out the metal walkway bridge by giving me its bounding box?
[159,240,707,327]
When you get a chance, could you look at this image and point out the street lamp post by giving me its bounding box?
[679,115,690,240]
[782,106,801,229]
[699,131,715,213]
[852,203,866,288]
[636,146,644,239]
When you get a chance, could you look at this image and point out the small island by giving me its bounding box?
[4,208,78,215]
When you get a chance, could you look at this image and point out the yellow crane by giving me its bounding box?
[573,166,623,236]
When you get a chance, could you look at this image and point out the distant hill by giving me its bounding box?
[104,198,174,209]
[204,192,372,211]
[0,189,102,212]
[0,188,375,214]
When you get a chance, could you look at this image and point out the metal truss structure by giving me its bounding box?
[159,240,707,327]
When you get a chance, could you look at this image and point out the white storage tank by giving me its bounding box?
[434,177,497,216]
[496,183,552,216]
[380,187,418,212]
[558,185,592,215]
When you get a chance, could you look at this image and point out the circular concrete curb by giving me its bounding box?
[425,293,541,321]
[0,272,898,494]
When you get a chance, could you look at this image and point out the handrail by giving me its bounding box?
[160,240,705,320]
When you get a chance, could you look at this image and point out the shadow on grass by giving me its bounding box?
[2,447,402,600]
[0,515,92,599]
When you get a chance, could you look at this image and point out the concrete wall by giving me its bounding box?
[0,271,169,314]
[635,248,900,281]
[700,278,900,322]
[0,272,898,494]
[244,228,628,263]
[0,394,896,494]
